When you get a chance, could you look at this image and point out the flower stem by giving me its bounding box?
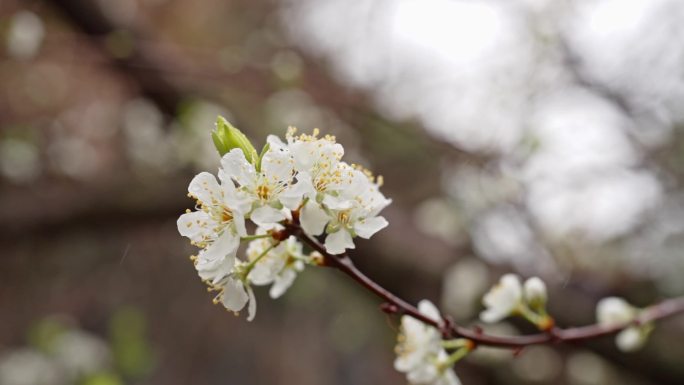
[440,346,471,369]
[242,243,278,277]
[241,234,274,242]
[441,339,472,349]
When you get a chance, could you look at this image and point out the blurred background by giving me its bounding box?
[2,0,684,384]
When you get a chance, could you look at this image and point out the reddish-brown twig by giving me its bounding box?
[285,223,684,349]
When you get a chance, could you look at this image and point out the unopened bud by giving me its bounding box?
[212,116,259,163]
[523,277,547,310]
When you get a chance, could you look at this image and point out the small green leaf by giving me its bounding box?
[213,116,259,163]
[256,142,270,172]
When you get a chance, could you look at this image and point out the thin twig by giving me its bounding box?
[284,223,684,349]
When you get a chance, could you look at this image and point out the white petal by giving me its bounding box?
[479,308,510,324]
[203,231,240,262]
[251,206,287,229]
[597,297,635,326]
[266,134,287,150]
[324,229,355,255]
[394,351,421,373]
[289,141,317,172]
[523,277,547,306]
[480,274,522,323]
[354,216,388,239]
[261,146,294,185]
[188,172,222,205]
[177,210,210,241]
[616,327,646,352]
[417,300,441,323]
[269,269,297,299]
[221,278,249,312]
[322,194,354,211]
[233,211,247,237]
[407,364,438,384]
[247,241,284,286]
[279,177,312,210]
[221,179,252,214]
[246,285,257,321]
[301,201,329,236]
[247,257,279,285]
[221,149,256,188]
[368,196,392,217]
[196,232,239,283]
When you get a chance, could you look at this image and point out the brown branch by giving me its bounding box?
[284,223,684,349]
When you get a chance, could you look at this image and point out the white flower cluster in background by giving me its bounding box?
[480,274,552,329]
[596,297,652,352]
[479,274,654,352]
[177,117,390,320]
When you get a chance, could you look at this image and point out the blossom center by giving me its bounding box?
[256,184,271,201]
[222,207,234,222]
[337,210,351,225]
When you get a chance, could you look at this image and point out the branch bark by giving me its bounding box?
[284,223,684,349]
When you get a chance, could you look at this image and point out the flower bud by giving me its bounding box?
[212,116,258,162]
[523,277,547,310]
[596,297,635,326]
[615,327,647,352]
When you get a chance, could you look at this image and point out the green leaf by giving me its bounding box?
[213,116,259,163]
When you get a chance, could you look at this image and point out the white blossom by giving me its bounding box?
[211,269,257,321]
[480,274,523,323]
[220,142,297,229]
[247,235,311,299]
[395,301,461,385]
[596,297,636,325]
[596,297,648,352]
[280,129,348,236]
[52,330,111,380]
[320,165,391,254]
[0,349,65,385]
[177,171,247,284]
[179,123,393,321]
[523,277,547,309]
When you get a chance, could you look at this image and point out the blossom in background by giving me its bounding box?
[523,277,547,310]
[480,274,552,330]
[596,297,650,352]
[480,274,523,323]
[395,301,461,385]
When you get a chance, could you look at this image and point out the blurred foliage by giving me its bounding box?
[109,307,155,380]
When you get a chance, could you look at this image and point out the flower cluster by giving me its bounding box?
[596,297,652,352]
[479,274,552,330]
[480,275,655,353]
[395,301,463,385]
[176,118,671,385]
[177,117,390,320]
